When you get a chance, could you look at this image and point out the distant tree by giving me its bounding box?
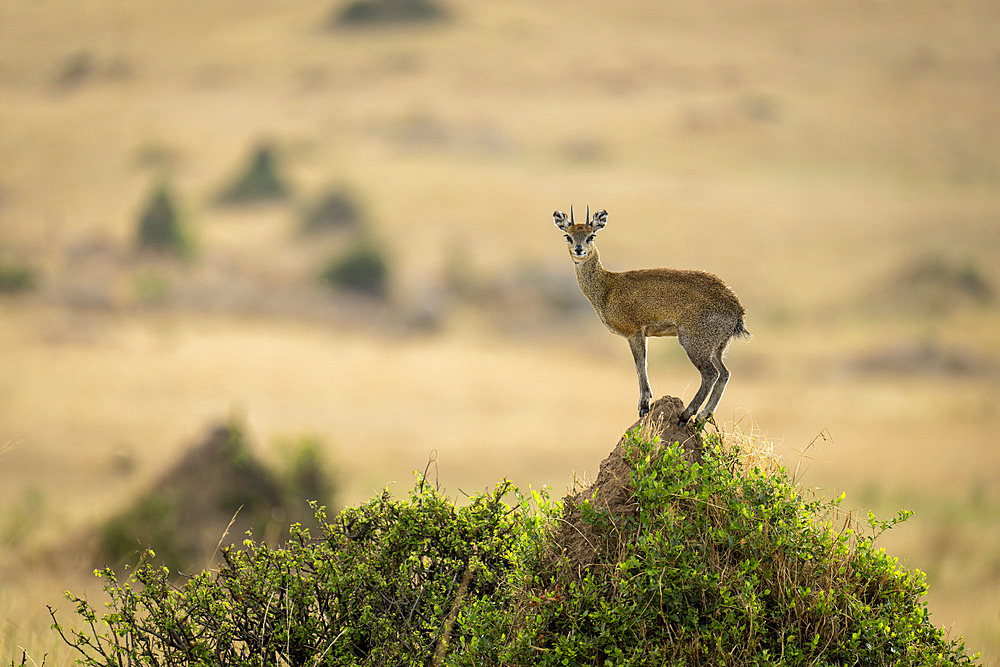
[333,0,448,28]
[217,144,290,204]
[0,258,36,293]
[136,183,191,257]
[321,239,389,299]
[301,186,363,234]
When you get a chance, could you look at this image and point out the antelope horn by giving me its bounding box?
[570,205,574,224]
[586,205,590,224]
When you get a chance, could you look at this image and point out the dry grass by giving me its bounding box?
[1,0,999,662]
[714,410,784,476]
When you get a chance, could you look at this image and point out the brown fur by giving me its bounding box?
[554,209,748,423]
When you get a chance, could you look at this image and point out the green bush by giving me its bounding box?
[51,480,533,665]
[0,258,36,293]
[333,0,447,28]
[301,186,363,234]
[274,435,338,510]
[99,493,187,572]
[53,50,94,89]
[136,183,192,257]
[49,431,977,666]
[510,432,976,665]
[216,144,290,204]
[320,239,390,299]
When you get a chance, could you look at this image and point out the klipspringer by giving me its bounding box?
[553,206,749,424]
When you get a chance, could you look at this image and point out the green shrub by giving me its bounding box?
[274,435,338,510]
[51,480,533,665]
[216,144,290,204]
[54,50,94,89]
[320,239,390,299]
[301,186,363,234]
[510,432,976,665]
[333,0,447,28]
[99,493,186,572]
[0,258,36,293]
[49,430,977,665]
[135,183,192,257]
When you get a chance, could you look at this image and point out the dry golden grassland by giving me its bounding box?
[2,0,999,663]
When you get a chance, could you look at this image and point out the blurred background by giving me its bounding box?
[1,0,998,662]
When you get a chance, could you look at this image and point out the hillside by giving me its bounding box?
[45,396,977,665]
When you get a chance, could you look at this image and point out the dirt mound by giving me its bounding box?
[5,422,336,582]
[97,423,295,572]
[553,396,703,573]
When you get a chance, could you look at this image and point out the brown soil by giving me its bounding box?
[551,396,704,574]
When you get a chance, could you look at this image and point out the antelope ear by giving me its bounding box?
[592,209,608,230]
[553,210,570,231]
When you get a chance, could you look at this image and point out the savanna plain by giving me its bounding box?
[1,0,999,663]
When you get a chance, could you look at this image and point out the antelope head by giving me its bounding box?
[553,206,608,264]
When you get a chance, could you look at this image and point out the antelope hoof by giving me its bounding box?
[638,405,650,418]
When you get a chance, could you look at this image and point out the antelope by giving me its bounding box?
[553,207,749,425]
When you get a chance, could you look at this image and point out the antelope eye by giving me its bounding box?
[586,235,595,243]
[564,235,572,242]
